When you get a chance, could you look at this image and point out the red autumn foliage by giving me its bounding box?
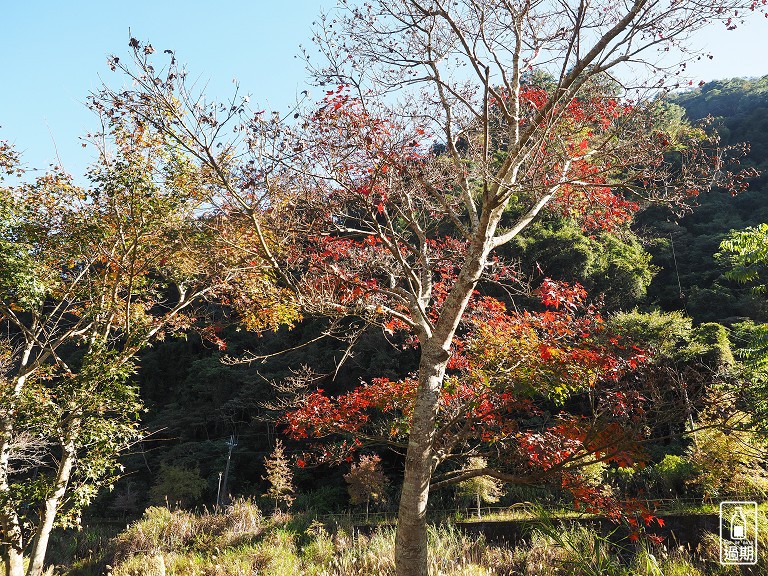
[96,4,766,571]
[284,280,651,515]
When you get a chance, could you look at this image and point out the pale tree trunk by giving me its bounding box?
[1,539,24,576]
[476,491,481,520]
[395,211,503,576]
[395,347,447,576]
[26,422,78,576]
[1,416,26,576]
[1,350,34,576]
[1,450,25,576]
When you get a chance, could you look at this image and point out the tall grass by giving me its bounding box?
[9,501,760,575]
[100,504,515,576]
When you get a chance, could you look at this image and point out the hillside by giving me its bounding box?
[72,76,768,523]
[639,76,768,323]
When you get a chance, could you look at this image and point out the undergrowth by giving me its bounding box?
[6,500,762,575]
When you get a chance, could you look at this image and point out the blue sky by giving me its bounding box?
[1,1,766,181]
[0,1,334,178]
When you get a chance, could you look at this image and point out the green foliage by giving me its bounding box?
[608,309,693,358]
[671,76,768,124]
[640,79,768,324]
[649,101,689,142]
[0,238,48,310]
[686,421,768,499]
[719,223,768,290]
[730,319,768,370]
[4,346,142,530]
[148,464,208,508]
[0,108,263,573]
[510,219,655,310]
[0,183,67,310]
[69,349,141,447]
[651,455,695,496]
[687,323,734,367]
[608,309,734,368]
[456,458,503,518]
[714,223,768,367]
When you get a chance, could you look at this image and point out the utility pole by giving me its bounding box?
[220,435,237,507]
[216,472,223,509]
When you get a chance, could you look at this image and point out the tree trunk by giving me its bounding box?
[365,495,370,523]
[1,510,24,576]
[394,212,501,576]
[1,349,34,576]
[476,491,481,520]
[26,425,78,576]
[1,395,26,576]
[395,347,448,576]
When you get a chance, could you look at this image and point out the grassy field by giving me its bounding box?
[7,499,766,576]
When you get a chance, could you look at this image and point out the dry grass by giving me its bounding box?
[19,501,759,575]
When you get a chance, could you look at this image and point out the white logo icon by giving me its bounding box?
[731,506,747,540]
[720,501,758,565]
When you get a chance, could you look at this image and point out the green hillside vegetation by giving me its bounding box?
[640,76,768,323]
[81,76,768,549]
[5,60,768,576]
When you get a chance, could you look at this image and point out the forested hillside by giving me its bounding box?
[641,77,768,323]
[5,32,768,574]
[81,75,768,521]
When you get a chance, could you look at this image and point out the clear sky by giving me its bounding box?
[1,1,766,181]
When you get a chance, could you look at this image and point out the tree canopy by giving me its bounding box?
[3,2,768,575]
